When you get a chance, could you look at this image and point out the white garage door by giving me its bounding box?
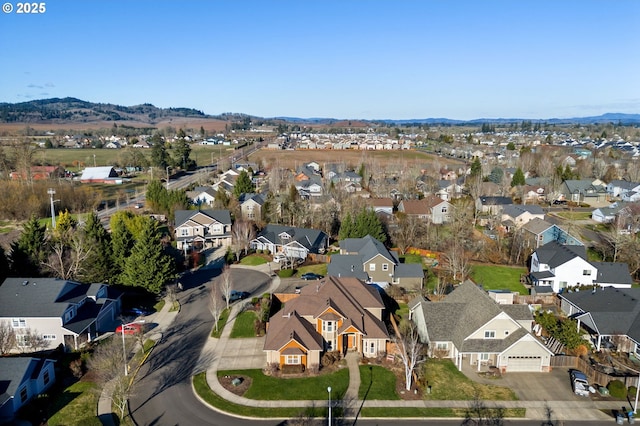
[507,356,542,372]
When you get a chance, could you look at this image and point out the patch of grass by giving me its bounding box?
[361,407,457,417]
[359,365,400,400]
[46,380,103,426]
[399,253,423,265]
[240,255,268,266]
[296,264,328,276]
[470,264,528,294]
[210,308,230,338]
[230,310,258,338]
[395,303,409,320]
[169,301,180,312]
[153,299,166,312]
[193,373,322,418]
[217,368,349,400]
[422,359,517,401]
[555,211,592,221]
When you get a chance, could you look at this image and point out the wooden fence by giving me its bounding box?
[514,294,557,305]
[550,355,639,388]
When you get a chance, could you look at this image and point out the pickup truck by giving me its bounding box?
[570,369,590,397]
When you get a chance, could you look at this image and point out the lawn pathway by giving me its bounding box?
[344,352,360,416]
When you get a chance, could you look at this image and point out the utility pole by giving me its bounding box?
[47,188,56,228]
[166,166,170,190]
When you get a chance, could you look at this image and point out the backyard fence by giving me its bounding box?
[551,355,639,388]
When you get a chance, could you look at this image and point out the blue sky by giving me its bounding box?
[1,0,639,120]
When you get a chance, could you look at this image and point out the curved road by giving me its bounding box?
[128,266,277,426]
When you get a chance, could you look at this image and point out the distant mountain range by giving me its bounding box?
[1,97,639,126]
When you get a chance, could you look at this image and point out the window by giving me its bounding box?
[582,270,591,276]
[369,263,376,272]
[484,330,496,339]
[16,334,29,347]
[322,321,334,332]
[285,355,300,365]
[180,228,189,236]
[367,341,376,354]
[43,370,50,386]
[442,206,448,213]
[11,318,26,328]
[20,387,28,403]
[480,353,490,361]
[559,281,568,289]
[436,342,448,350]
[43,334,56,340]
[64,310,73,322]
[382,263,389,271]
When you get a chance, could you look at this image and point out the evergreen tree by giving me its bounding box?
[233,170,255,198]
[214,187,231,209]
[120,220,175,294]
[150,134,169,169]
[510,167,526,187]
[79,212,113,284]
[339,210,386,242]
[338,213,354,241]
[470,158,482,178]
[488,167,504,184]
[173,137,193,170]
[0,245,9,283]
[110,216,134,284]
[10,215,47,277]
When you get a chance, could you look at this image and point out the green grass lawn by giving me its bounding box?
[399,253,424,265]
[230,310,258,338]
[240,255,268,266]
[555,211,593,221]
[217,368,349,400]
[395,303,409,320]
[297,264,328,276]
[46,380,103,426]
[211,308,230,338]
[423,359,517,401]
[470,264,528,294]
[359,365,400,400]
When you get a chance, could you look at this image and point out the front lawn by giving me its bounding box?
[297,264,328,276]
[230,310,258,338]
[359,365,400,400]
[470,264,528,294]
[240,255,268,266]
[210,308,230,338]
[217,368,349,400]
[423,359,517,401]
[47,380,103,426]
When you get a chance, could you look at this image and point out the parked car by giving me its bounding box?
[301,272,324,280]
[224,290,250,303]
[570,369,590,397]
[273,253,287,263]
[116,323,144,335]
[122,307,151,317]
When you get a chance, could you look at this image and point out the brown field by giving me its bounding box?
[0,117,229,133]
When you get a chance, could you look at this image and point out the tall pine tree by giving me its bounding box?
[10,215,47,277]
[110,216,134,284]
[80,212,113,284]
[120,219,175,294]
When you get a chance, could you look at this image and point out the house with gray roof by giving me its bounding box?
[327,235,423,290]
[0,278,121,352]
[238,193,265,221]
[174,209,232,251]
[501,204,545,229]
[250,224,328,260]
[0,357,56,423]
[529,241,633,293]
[560,179,607,204]
[559,287,640,356]
[606,180,640,198]
[409,280,553,373]
[475,196,514,215]
[187,186,217,206]
[520,218,582,249]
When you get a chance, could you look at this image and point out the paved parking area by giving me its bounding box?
[218,336,266,370]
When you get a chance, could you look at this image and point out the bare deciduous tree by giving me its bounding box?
[209,280,225,333]
[220,265,233,310]
[0,321,16,354]
[462,393,505,425]
[16,328,48,353]
[394,320,426,391]
[231,220,255,261]
[42,231,93,280]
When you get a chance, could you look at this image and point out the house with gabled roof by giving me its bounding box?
[501,204,545,230]
[187,186,217,206]
[476,196,513,215]
[409,280,553,373]
[606,180,640,198]
[529,241,633,293]
[173,209,232,251]
[79,166,121,184]
[250,224,328,260]
[327,235,423,290]
[0,357,56,423]
[559,287,640,356]
[239,193,265,221]
[264,276,389,371]
[0,278,122,352]
[397,196,451,224]
[560,179,607,204]
[520,218,582,249]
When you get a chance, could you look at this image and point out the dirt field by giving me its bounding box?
[0,117,229,133]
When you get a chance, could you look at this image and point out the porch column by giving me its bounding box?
[477,354,481,371]
[597,335,602,351]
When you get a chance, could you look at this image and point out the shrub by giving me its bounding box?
[629,386,637,397]
[308,363,320,374]
[607,380,627,399]
[69,358,84,378]
[321,351,341,367]
[278,269,295,278]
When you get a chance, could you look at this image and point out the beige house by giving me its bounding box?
[239,193,265,221]
[264,276,389,372]
[409,280,553,373]
[174,209,232,251]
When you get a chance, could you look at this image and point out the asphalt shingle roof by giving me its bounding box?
[534,241,587,268]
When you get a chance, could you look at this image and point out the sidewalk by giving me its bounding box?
[98,295,179,426]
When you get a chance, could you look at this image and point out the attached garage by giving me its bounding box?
[506,355,543,372]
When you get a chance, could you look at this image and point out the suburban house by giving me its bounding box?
[409,280,553,372]
[529,241,633,293]
[522,185,546,203]
[264,276,389,371]
[435,179,464,200]
[606,180,640,199]
[368,198,394,216]
[9,165,66,181]
[559,288,640,356]
[476,196,514,215]
[397,196,452,224]
[327,235,424,290]
[501,204,545,229]
[559,179,607,204]
[0,278,122,351]
[211,169,239,195]
[520,218,583,249]
[173,209,232,251]
[294,164,323,198]
[239,193,265,221]
[187,186,217,206]
[0,357,56,423]
[250,224,328,260]
[79,166,122,184]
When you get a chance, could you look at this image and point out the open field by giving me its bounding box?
[0,117,230,133]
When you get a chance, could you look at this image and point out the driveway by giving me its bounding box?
[462,363,588,402]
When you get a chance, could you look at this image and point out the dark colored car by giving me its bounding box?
[301,272,324,280]
[225,290,250,303]
[122,307,151,317]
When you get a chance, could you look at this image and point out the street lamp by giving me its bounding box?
[121,319,145,376]
[327,386,332,426]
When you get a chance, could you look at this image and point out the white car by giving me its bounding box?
[273,253,286,263]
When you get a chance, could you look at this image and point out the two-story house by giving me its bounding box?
[174,209,232,251]
[501,204,545,231]
[327,235,423,290]
[264,276,389,372]
[238,193,265,222]
[0,357,56,423]
[0,278,122,351]
[409,280,553,373]
[560,179,607,204]
[250,224,328,260]
[397,196,451,224]
[187,186,217,206]
[520,218,583,249]
[606,180,640,199]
